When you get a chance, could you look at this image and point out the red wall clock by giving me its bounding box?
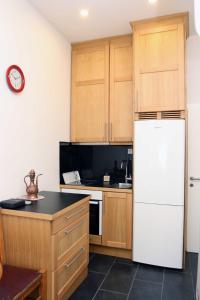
[6,65,25,93]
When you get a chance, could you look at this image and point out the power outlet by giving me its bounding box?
[128,149,133,155]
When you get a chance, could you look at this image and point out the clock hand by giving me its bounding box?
[13,74,20,80]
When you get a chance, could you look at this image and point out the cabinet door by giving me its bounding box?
[110,37,133,142]
[102,192,132,249]
[71,42,109,142]
[134,18,186,112]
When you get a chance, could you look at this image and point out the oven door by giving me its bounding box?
[89,200,102,236]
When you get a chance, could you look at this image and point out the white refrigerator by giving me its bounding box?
[133,120,185,269]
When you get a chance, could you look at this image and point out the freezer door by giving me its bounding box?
[134,120,185,206]
[133,203,184,268]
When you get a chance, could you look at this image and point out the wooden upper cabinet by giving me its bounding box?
[132,13,188,112]
[102,192,132,249]
[110,36,133,142]
[71,42,109,142]
[71,36,133,144]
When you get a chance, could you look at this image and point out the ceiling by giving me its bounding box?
[29,0,195,43]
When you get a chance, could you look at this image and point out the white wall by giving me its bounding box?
[0,0,71,200]
[187,35,200,105]
[187,34,200,252]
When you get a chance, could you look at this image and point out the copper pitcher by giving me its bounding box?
[24,169,42,200]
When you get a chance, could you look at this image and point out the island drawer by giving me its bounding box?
[52,201,89,234]
[52,213,89,269]
[53,235,88,300]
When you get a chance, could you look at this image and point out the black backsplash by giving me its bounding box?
[59,143,132,185]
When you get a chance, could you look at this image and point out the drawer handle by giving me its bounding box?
[65,207,86,220]
[64,220,84,235]
[65,247,85,268]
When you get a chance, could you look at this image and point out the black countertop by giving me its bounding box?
[63,181,132,190]
[4,191,89,216]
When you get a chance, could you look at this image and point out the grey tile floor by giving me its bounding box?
[70,252,198,300]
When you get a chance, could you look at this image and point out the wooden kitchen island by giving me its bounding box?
[1,191,90,300]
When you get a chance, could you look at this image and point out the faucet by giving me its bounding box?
[120,160,128,183]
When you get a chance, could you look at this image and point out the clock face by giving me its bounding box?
[6,65,25,93]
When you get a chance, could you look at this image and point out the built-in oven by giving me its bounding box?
[61,188,103,236]
[89,199,102,236]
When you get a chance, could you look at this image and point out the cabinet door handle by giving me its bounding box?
[110,123,112,141]
[64,206,86,220]
[104,123,108,141]
[65,247,85,268]
[64,220,84,235]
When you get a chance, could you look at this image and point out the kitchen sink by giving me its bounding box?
[117,183,132,189]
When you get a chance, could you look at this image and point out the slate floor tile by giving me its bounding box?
[70,272,104,300]
[116,257,138,266]
[162,270,195,300]
[101,262,138,294]
[128,279,162,300]
[89,254,115,274]
[70,252,197,300]
[136,264,164,284]
[95,290,127,300]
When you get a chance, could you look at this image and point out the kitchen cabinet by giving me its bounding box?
[60,185,133,258]
[102,192,132,249]
[71,41,109,142]
[71,36,133,143]
[1,192,90,300]
[132,13,188,113]
[110,36,133,142]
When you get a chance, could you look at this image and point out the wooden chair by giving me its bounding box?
[0,210,47,300]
